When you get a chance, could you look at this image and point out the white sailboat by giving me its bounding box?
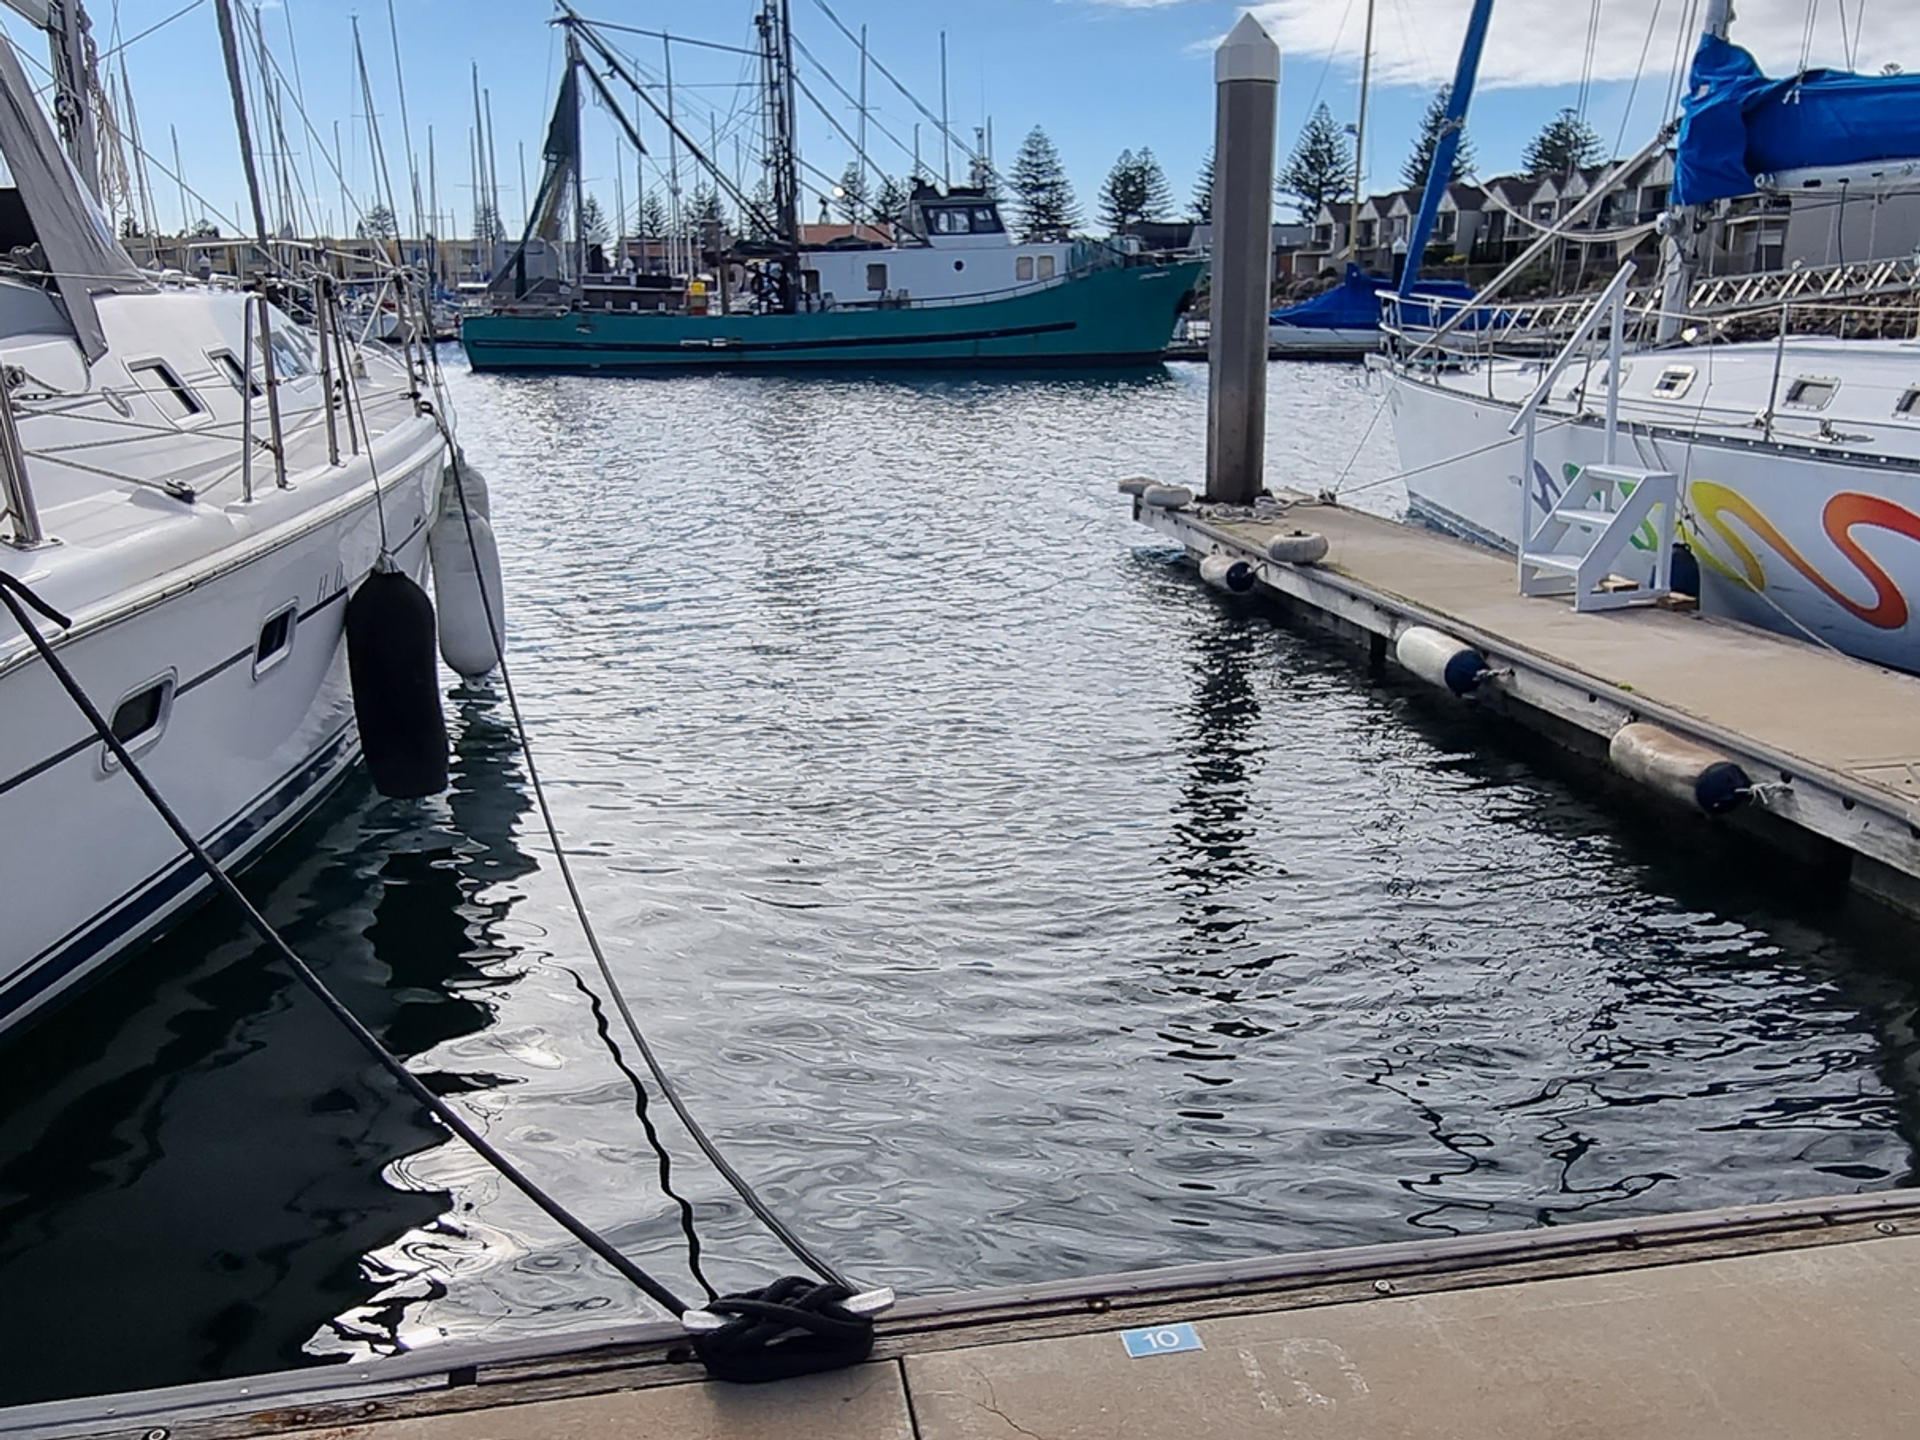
[1377,1,1920,673]
[0,4,493,1037]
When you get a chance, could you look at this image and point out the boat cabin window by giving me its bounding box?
[268,328,314,380]
[127,359,205,421]
[253,604,298,678]
[1651,365,1695,399]
[1783,376,1838,410]
[1896,386,1920,418]
[1037,254,1056,280]
[1017,255,1034,282]
[925,205,1003,236]
[866,263,887,292]
[211,350,263,399]
[104,673,176,766]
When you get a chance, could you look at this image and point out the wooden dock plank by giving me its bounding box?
[1171,499,1920,821]
[295,1363,913,1440]
[904,1232,1920,1439]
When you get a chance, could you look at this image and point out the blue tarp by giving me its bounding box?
[1271,264,1480,331]
[1673,34,1920,206]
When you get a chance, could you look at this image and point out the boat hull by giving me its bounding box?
[0,460,442,1038]
[1382,365,1920,673]
[460,261,1206,372]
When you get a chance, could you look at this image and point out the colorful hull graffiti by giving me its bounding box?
[1688,482,1920,635]
[1389,376,1920,672]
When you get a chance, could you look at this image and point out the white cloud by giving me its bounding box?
[1230,0,1902,91]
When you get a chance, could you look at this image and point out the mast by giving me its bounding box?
[1656,0,1735,341]
[39,0,101,199]
[214,0,270,250]
[567,31,586,281]
[1345,0,1375,266]
[758,0,801,299]
[939,31,951,188]
[663,36,683,275]
[484,87,502,234]
[1396,0,1494,296]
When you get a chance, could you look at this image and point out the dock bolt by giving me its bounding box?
[1875,1221,1899,1236]
[1372,1279,1396,1296]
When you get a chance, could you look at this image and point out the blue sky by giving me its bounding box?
[5,0,1900,237]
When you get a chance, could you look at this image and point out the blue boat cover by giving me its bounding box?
[1673,34,1920,206]
[1271,265,1479,331]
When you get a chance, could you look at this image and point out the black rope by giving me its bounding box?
[423,409,855,1294]
[693,1276,876,1384]
[562,964,719,1304]
[0,569,691,1316]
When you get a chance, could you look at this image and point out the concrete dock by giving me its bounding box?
[1132,490,1920,918]
[16,1188,1920,1439]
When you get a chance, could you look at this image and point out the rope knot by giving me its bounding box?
[687,1276,884,1384]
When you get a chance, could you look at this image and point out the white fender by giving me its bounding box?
[1394,625,1488,697]
[1266,531,1329,565]
[1609,723,1751,815]
[429,490,506,679]
[1143,484,1193,509]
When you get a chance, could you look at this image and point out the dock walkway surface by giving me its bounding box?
[1135,492,1920,913]
[20,1192,1920,1439]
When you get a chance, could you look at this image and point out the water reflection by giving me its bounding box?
[0,702,536,1403]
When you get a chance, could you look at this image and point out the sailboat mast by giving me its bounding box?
[1346,0,1375,265]
[664,36,684,277]
[759,0,801,262]
[940,31,951,188]
[1396,0,1494,296]
[213,0,270,250]
[567,33,587,281]
[1656,0,1735,340]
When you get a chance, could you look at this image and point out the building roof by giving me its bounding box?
[797,222,895,246]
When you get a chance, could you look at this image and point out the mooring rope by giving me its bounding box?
[422,403,856,1296]
[0,567,694,1317]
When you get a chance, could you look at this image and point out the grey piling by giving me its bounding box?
[1205,15,1280,505]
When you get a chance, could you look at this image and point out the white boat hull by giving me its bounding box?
[0,449,443,1035]
[1382,362,1920,672]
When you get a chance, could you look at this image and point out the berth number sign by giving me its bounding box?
[1121,1323,1202,1358]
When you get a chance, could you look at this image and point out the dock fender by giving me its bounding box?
[1608,723,1750,816]
[429,466,507,679]
[1394,625,1490,697]
[1117,476,1155,497]
[1143,484,1193,509]
[1199,552,1257,594]
[345,568,450,798]
[1267,531,1330,566]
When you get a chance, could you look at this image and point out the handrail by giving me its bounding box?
[1508,261,1636,437]
[0,372,47,549]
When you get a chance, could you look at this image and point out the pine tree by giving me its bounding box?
[355,203,398,241]
[687,185,727,237]
[835,161,868,224]
[1190,147,1215,223]
[1403,85,1475,191]
[1279,103,1355,220]
[1100,149,1172,236]
[1521,108,1605,177]
[579,194,610,247]
[1008,125,1080,241]
[870,174,910,226]
[743,178,777,240]
[639,192,668,238]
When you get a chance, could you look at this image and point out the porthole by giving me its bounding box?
[1783,376,1838,410]
[953,259,965,271]
[127,359,205,421]
[252,603,298,678]
[1651,365,1696,399]
[211,349,263,399]
[103,672,177,768]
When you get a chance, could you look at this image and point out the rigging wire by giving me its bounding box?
[806,0,980,167]
[1576,0,1604,123]
[1611,0,1666,158]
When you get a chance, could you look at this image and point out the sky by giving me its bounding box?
[1,0,1900,238]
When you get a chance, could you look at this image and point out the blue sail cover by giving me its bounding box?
[1673,34,1920,206]
[1271,265,1479,331]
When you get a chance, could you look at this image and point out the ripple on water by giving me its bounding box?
[0,361,1915,1406]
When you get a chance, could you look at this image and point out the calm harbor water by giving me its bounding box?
[1,359,1916,1406]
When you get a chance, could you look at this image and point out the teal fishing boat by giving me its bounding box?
[461,3,1204,374]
